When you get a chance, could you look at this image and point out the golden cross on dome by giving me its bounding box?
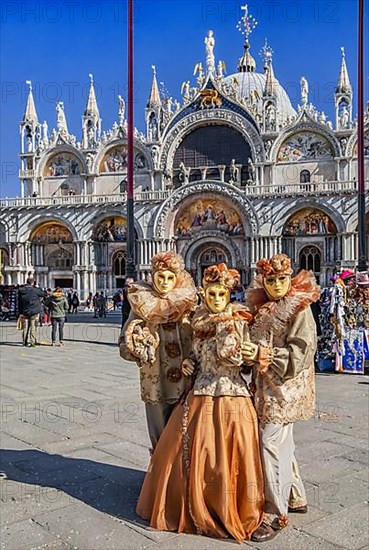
[237,4,258,41]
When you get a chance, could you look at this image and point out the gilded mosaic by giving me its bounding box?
[175,198,244,238]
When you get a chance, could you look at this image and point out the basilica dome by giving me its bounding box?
[223,70,296,123]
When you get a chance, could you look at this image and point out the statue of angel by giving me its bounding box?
[217,60,226,79]
[118,95,125,123]
[181,80,190,101]
[193,62,205,88]
[300,76,308,107]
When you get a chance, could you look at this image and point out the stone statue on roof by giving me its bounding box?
[300,77,308,108]
[205,30,215,74]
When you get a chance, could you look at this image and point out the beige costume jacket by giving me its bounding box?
[191,303,253,397]
[119,274,197,404]
[248,279,318,425]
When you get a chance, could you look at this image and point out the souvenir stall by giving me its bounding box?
[318,271,369,374]
[0,285,18,320]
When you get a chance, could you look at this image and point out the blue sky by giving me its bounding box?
[0,0,367,197]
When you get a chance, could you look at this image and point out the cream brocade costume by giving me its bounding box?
[119,270,197,404]
[136,301,264,542]
[192,303,252,397]
[246,268,320,527]
[250,291,317,425]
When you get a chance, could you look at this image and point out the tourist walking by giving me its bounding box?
[67,288,73,313]
[121,278,134,328]
[17,278,47,347]
[45,287,69,346]
[71,291,80,314]
[85,291,93,312]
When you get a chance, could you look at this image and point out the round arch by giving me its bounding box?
[160,110,265,173]
[86,209,144,241]
[180,233,241,285]
[153,181,258,239]
[346,208,369,233]
[346,125,369,158]
[270,122,340,163]
[272,201,345,236]
[36,145,87,178]
[23,215,78,243]
[92,138,154,174]
[0,222,7,244]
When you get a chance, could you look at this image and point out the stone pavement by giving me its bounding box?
[0,315,368,550]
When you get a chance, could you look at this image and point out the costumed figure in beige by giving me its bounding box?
[119,251,197,450]
[136,264,264,542]
[242,254,320,543]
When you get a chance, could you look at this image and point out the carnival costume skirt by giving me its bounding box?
[136,393,264,542]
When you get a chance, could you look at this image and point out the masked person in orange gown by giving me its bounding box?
[136,264,264,542]
[119,251,197,451]
[242,254,320,542]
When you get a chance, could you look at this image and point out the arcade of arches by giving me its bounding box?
[5,219,132,292]
[1,208,368,295]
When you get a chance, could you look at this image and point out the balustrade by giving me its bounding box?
[0,180,363,209]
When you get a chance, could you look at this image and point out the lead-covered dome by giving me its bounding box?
[223,70,296,123]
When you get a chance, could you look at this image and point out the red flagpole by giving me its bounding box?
[127,0,136,278]
[357,0,367,271]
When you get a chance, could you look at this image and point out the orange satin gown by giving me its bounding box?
[136,393,264,542]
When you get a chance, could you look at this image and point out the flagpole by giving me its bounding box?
[126,0,136,279]
[357,0,367,271]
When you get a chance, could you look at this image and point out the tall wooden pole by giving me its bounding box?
[126,0,136,279]
[357,0,367,271]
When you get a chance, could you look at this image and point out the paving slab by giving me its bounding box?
[1,319,368,550]
[302,502,369,550]
[0,517,71,550]
[31,503,162,550]
[246,527,349,550]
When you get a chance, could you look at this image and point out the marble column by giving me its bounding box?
[251,239,255,263]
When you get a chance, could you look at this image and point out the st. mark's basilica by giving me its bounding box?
[0,6,368,298]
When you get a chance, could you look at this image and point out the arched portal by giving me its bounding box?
[188,243,232,286]
[282,208,338,286]
[299,245,322,281]
[30,221,74,289]
[0,247,9,284]
[112,250,126,289]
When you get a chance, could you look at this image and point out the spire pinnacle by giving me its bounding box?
[23,80,38,123]
[260,38,273,71]
[85,73,100,117]
[336,47,352,94]
[264,63,276,97]
[147,65,162,107]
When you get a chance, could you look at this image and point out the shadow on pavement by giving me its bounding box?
[64,338,120,347]
[64,314,121,325]
[0,449,146,524]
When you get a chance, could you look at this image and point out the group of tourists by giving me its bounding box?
[17,282,79,346]
[119,250,320,543]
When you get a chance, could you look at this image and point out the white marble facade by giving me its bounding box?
[1,23,368,297]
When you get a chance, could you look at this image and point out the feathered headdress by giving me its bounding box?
[151,251,185,274]
[256,254,293,277]
[202,263,240,290]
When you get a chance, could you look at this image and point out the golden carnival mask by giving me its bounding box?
[153,269,177,294]
[205,283,230,313]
